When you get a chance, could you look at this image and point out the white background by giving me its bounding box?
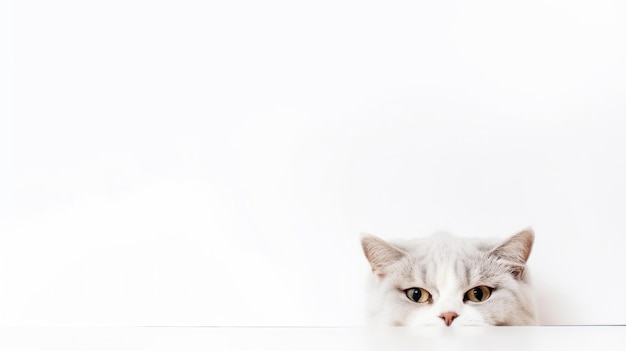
[1,0,625,327]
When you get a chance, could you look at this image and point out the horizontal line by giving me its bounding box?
[541,324,626,327]
[133,325,626,328]
[131,325,363,329]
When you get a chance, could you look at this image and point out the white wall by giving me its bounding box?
[2,0,625,326]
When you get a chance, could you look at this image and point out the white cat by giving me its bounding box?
[361,229,537,326]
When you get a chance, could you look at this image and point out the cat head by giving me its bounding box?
[361,229,537,326]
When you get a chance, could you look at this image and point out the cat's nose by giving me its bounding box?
[439,311,459,326]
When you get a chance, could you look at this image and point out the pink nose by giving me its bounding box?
[439,311,459,326]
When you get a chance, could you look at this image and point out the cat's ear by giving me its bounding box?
[361,234,407,279]
[489,228,534,280]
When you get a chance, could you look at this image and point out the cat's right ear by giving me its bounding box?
[489,228,535,280]
[361,234,407,279]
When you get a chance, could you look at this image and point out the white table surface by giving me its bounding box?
[0,326,624,350]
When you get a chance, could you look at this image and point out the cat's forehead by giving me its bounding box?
[390,233,507,287]
[393,232,496,257]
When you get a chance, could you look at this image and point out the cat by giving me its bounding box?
[361,229,537,326]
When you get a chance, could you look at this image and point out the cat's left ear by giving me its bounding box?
[361,234,407,279]
[489,228,534,280]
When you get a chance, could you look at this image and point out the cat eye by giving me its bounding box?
[405,288,431,303]
[464,286,493,303]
